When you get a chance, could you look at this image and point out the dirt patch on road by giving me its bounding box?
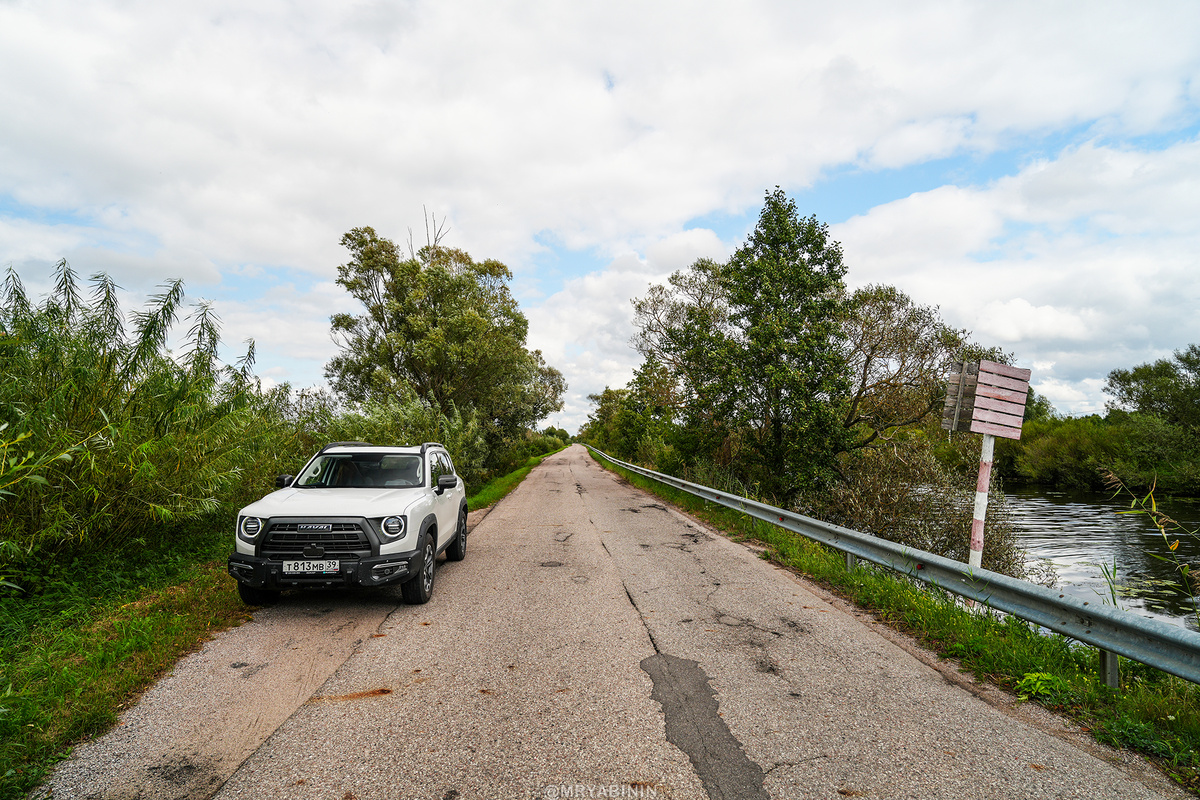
[38,595,397,800]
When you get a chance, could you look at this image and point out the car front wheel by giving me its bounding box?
[445,506,468,562]
[401,534,436,604]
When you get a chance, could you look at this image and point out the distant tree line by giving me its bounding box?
[995,345,1200,494]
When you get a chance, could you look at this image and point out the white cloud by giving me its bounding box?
[836,138,1200,414]
[4,1,1199,279]
[527,227,730,431]
[3,0,1200,428]
[1033,378,1108,416]
[976,299,1093,343]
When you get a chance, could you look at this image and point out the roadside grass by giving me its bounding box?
[467,447,566,511]
[0,517,248,800]
[1,451,562,800]
[588,449,1200,795]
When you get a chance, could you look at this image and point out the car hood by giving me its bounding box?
[239,487,424,519]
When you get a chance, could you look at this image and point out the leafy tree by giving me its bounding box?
[631,258,730,413]
[325,226,565,441]
[719,188,850,500]
[1105,344,1200,430]
[841,284,971,449]
[630,188,849,502]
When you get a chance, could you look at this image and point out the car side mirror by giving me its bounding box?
[436,474,458,494]
[276,474,294,488]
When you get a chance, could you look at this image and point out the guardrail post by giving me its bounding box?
[1099,649,1120,689]
[845,552,857,571]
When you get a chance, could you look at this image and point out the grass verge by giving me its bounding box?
[0,519,248,800]
[1,450,562,800]
[588,448,1200,795]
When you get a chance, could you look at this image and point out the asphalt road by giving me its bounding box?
[42,445,1188,800]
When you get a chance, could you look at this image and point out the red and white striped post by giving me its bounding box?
[969,433,996,570]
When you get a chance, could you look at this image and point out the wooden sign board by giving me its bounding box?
[942,360,1031,440]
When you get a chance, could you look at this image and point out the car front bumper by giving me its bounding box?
[227,550,418,590]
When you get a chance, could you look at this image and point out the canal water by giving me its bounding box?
[1005,487,1200,632]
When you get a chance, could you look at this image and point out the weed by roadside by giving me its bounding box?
[0,523,248,800]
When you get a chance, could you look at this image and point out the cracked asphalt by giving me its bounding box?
[42,445,1189,799]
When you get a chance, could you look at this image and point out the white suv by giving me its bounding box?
[227,441,468,606]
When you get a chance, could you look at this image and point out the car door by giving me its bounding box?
[429,452,457,550]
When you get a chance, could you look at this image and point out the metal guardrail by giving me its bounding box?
[587,446,1200,685]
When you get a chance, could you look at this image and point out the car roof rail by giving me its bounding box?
[419,442,444,455]
[319,441,374,453]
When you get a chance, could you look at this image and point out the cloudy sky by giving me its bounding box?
[3,1,1198,432]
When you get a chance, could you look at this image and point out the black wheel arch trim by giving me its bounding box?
[418,512,449,556]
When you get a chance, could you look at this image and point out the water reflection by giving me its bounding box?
[1005,487,1200,631]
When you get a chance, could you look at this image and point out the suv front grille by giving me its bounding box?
[270,522,364,534]
[261,521,372,559]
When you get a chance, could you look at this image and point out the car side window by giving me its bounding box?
[441,452,456,476]
[429,452,446,485]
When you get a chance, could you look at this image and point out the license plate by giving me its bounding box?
[282,559,340,574]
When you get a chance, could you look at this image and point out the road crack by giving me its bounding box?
[641,654,770,800]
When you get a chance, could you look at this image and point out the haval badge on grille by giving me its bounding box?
[298,523,333,532]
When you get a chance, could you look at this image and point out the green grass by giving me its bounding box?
[0,517,249,800]
[588,448,1200,795]
[0,450,563,800]
[466,447,566,511]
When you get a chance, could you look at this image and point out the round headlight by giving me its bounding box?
[239,516,262,541]
[381,516,405,539]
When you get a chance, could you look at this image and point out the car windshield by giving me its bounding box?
[295,453,423,488]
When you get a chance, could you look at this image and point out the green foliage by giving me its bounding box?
[719,188,851,501]
[1107,344,1200,430]
[0,515,244,800]
[541,425,572,442]
[1016,671,1071,701]
[319,396,488,489]
[812,430,1027,577]
[595,188,1021,569]
[994,415,1120,490]
[0,262,263,560]
[324,226,565,448]
[841,284,971,450]
[625,189,851,503]
[994,411,1200,494]
[0,261,513,589]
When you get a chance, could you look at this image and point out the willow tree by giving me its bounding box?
[325,226,564,442]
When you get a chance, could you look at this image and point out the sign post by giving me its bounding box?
[942,360,1032,569]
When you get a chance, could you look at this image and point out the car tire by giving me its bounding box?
[401,533,436,604]
[237,583,281,606]
[445,506,468,562]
